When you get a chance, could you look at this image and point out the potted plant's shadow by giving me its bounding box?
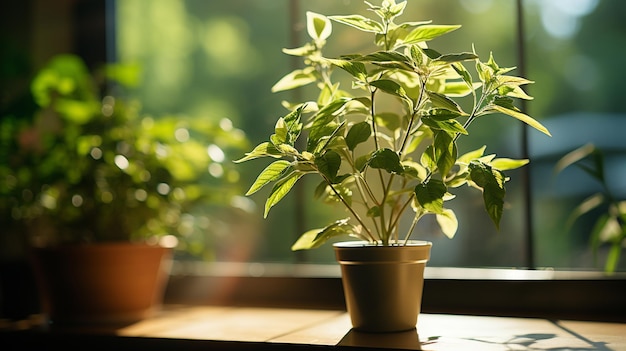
[338,327,425,350]
[465,332,612,351]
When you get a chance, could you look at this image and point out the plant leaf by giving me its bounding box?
[415,179,447,214]
[370,79,407,98]
[402,160,427,180]
[605,243,621,274]
[315,150,342,182]
[291,218,357,250]
[434,52,478,64]
[355,51,413,70]
[489,158,529,171]
[553,143,595,175]
[270,118,288,145]
[234,142,282,163]
[565,193,604,230]
[329,15,384,33]
[346,121,371,151]
[369,148,404,174]
[458,145,487,164]
[421,145,436,172]
[452,62,473,87]
[325,58,368,82]
[375,112,402,131]
[311,97,352,131]
[355,153,371,172]
[469,160,506,229]
[422,117,467,135]
[489,98,551,136]
[370,79,413,110]
[436,208,458,239]
[476,59,494,84]
[271,67,316,92]
[307,11,332,42]
[282,43,316,57]
[314,180,329,199]
[283,104,304,145]
[496,75,534,87]
[311,119,346,154]
[433,131,457,176]
[402,25,461,45]
[246,160,292,196]
[439,81,474,97]
[367,205,381,218]
[264,171,303,218]
[427,90,466,114]
[589,213,609,266]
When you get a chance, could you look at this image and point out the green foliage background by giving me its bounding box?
[115,0,626,270]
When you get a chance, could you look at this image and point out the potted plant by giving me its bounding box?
[237,0,551,332]
[0,54,249,324]
[555,143,625,273]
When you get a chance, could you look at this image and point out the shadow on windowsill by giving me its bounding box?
[338,327,424,350]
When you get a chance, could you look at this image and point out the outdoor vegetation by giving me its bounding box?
[113,0,625,270]
[2,0,622,270]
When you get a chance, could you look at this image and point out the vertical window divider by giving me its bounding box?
[516,0,535,270]
[289,0,308,263]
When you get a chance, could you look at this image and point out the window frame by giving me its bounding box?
[53,0,623,323]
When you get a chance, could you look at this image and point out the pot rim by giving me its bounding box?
[30,241,171,254]
[333,240,432,248]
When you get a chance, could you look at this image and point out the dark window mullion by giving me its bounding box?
[516,0,535,269]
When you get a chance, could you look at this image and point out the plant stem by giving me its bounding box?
[368,87,390,244]
[356,173,379,205]
[344,149,373,208]
[324,175,376,241]
[403,209,425,245]
[399,78,427,157]
[390,192,416,242]
[454,79,487,144]
[380,173,396,244]
[370,89,380,151]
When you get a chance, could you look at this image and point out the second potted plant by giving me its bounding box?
[555,143,625,273]
[1,54,249,324]
[237,0,550,332]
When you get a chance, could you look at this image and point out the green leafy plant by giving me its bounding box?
[555,143,625,273]
[237,0,550,250]
[0,54,249,258]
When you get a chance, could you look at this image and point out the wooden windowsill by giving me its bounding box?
[4,305,626,350]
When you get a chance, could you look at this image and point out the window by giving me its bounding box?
[113,0,625,272]
[525,0,626,271]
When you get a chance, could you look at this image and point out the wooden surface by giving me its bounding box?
[109,305,626,350]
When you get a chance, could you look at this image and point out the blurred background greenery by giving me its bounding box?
[1,0,625,270]
[113,0,626,270]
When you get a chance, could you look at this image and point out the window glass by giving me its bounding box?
[115,0,624,271]
[526,0,626,271]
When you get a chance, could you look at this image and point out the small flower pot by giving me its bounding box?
[30,243,171,325]
[334,240,432,333]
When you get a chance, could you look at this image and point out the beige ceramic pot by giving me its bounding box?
[30,242,171,325]
[334,240,432,332]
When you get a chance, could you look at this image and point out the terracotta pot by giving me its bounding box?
[334,240,432,333]
[30,242,171,325]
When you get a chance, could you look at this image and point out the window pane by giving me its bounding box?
[526,0,626,271]
[116,0,527,266]
[118,0,622,270]
[116,0,294,262]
